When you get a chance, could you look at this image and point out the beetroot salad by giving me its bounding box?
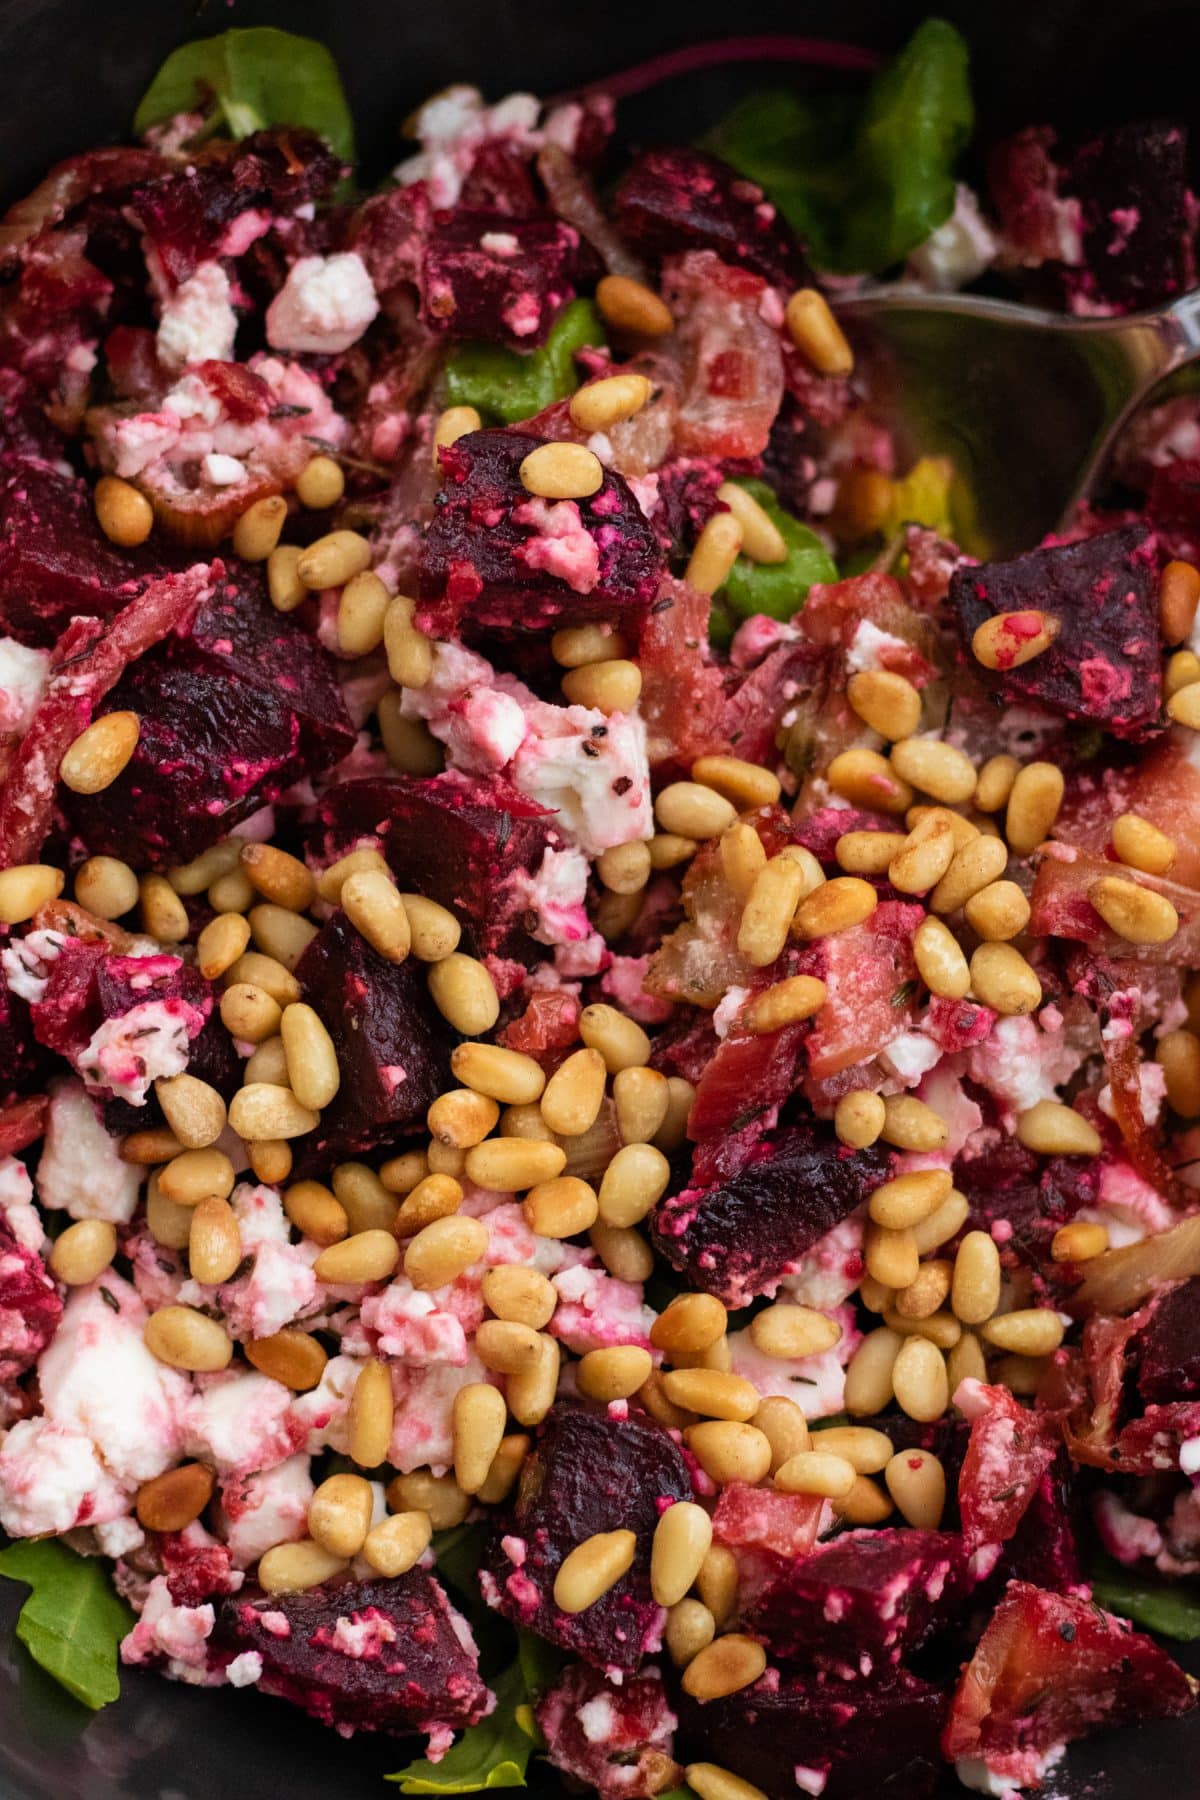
[0,18,1199,1800]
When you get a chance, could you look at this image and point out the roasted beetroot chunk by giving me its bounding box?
[536,1662,681,1799]
[418,429,664,642]
[992,1451,1083,1596]
[943,1582,1196,1786]
[421,211,580,347]
[484,1402,692,1674]
[0,1218,61,1381]
[1136,1276,1200,1405]
[293,911,452,1164]
[614,147,810,290]
[216,1571,491,1738]
[956,1381,1062,1556]
[0,968,46,1101]
[313,772,558,963]
[677,1668,948,1800]
[651,1126,891,1307]
[746,1528,971,1671]
[949,524,1162,741]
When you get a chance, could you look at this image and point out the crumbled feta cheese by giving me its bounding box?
[394,86,541,209]
[964,1014,1088,1121]
[729,1305,859,1420]
[0,1417,129,1536]
[95,1515,146,1558]
[202,451,247,486]
[577,1695,618,1743]
[844,619,910,675]
[878,1032,941,1085]
[36,1078,141,1223]
[1099,1060,1166,1128]
[121,1574,214,1674]
[510,699,651,855]
[185,1371,299,1477]
[713,986,749,1041]
[266,253,380,355]
[0,636,50,735]
[388,1354,495,1474]
[550,1265,655,1353]
[178,1183,318,1340]
[78,1001,194,1105]
[512,498,601,594]
[781,1217,864,1312]
[0,1155,44,1252]
[360,1279,470,1365]
[1,926,66,1003]
[508,846,591,948]
[906,184,999,291]
[156,261,238,371]
[220,1453,314,1567]
[226,1650,263,1687]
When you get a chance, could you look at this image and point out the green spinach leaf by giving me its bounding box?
[719,478,837,631]
[1090,1558,1200,1641]
[387,1660,535,1793]
[443,301,604,426]
[0,1538,134,1709]
[134,28,354,162]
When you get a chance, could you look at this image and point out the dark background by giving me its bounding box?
[0,0,1198,1793]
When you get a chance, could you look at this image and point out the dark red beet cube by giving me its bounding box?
[1136,1276,1200,1405]
[293,911,452,1165]
[677,1668,947,1800]
[0,960,47,1100]
[0,1217,62,1382]
[956,1382,1062,1557]
[949,524,1162,741]
[159,1531,241,1607]
[991,1451,1083,1596]
[483,1402,692,1674]
[746,1528,972,1671]
[650,1126,891,1307]
[421,210,580,348]
[536,1662,681,1800]
[216,1571,490,1738]
[615,147,810,291]
[1068,122,1195,315]
[943,1582,1196,1784]
[418,429,664,642]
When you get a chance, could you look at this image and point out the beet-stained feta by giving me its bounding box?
[36,1077,141,1221]
[266,252,380,355]
[0,1213,60,1380]
[536,1661,681,1800]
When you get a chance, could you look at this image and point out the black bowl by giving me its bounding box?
[1,0,1199,1793]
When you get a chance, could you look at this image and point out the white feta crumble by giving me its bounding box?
[156,261,238,370]
[878,1031,941,1085]
[394,86,541,209]
[202,451,247,487]
[219,1452,314,1568]
[0,1417,129,1536]
[36,1077,141,1223]
[95,1514,146,1558]
[0,637,50,735]
[713,986,750,1041]
[1182,1437,1200,1477]
[0,1155,44,1252]
[844,619,910,674]
[906,184,999,291]
[78,1000,192,1104]
[266,252,380,355]
[577,1694,618,1743]
[0,926,66,1003]
[226,1651,263,1687]
[508,846,591,948]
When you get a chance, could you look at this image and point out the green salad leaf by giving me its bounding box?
[387,1660,535,1793]
[1090,1558,1200,1641]
[443,300,604,426]
[708,19,973,274]
[134,28,355,162]
[718,478,837,635]
[0,1538,134,1709]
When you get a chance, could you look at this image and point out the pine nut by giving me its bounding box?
[404,1214,488,1289]
[295,453,345,511]
[1089,875,1178,945]
[881,1096,948,1153]
[480,1434,532,1506]
[428,1140,467,1177]
[889,816,956,896]
[930,834,1008,915]
[1159,1027,1200,1115]
[711,483,786,565]
[348,1359,394,1467]
[969,942,1042,1015]
[242,1040,286,1096]
[971,609,1059,671]
[652,1293,727,1356]
[476,1268,553,1334]
[682,1633,767,1702]
[891,1334,949,1421]
[981,1308,1065,1356]
[655,782,737,842]
[663,1369,759,1422]
[826,746,913,813]
[1016,1099,1101,1156]
[947,1329,987,1397]
[596,841,652,894]
[666,1598,716,1670]
[721,822,768,901]
[49,1218,117,1286]
[575,1345,652,1403]
[869,1168,952,1230]
[1169,680,1200,727]
[229,1084,318,1140]
[1051,1220,1109,1263]
[363,1509,433,1577]
[429,954,499,1035]
[641,1370,698,1435]
[313,1229,399,1285]
[249,1140,292,1186]
[597,1142,670,1227]
[266,543,307,611]
[394,1173,462,1236]
[993,1353,1047,1396]
[884,1307,961,1349]
[737,854,806,967]
[250,906,319,974]
[803,1427,889,1477]
[379,698,443,774]
[895,1259,952,1320]
[315,849,387,906]
[596,273,674,336]
[188,1196,242,1285]
[579,1003,650,1074]
[59,710,139,795]
[685,1421,771,1486]
[652,1077,695,1155]
[339,867,410,962]
[859,1274,894,1314]
[276,1004,339,1113]
[523,1174,597,1238]
[834,1090,886,1148]
[145,1305,233,1372]
[912,1189,970,1257]
[330,1164,396,1235]
[148,1074,223,1151]
[885,1447,946,1528]
[157,1148,235,1208]
[750,1304,841,1360]
[221,981,282,1043]
[835,830,908,876]
[196,912,251,980]
[518,441,603,501]
[297,529,372,591]
[507,1331,560,1427]
[847,669,921,740]
[687,1765,767,1800]
[73,855,137,920]
[146,1178,192,1249]
[844,1326,902,1415]
[835,1475,895,1526]
[135,1461,215,1534]
[463,1137,566,1191]
[1112,812,1176,877]
[453,1382,508,1495]
[890,737,977,806]
[232,493,287,561]
[1160,559,1200,643]
[95,474,153,546]
[259,1539,348,1595]
[551,1528,636,1614]
[471,1321,541,1380]
[590,1222,654,1285]
[380,1149,431,1195]
[566,372,651,434]
[740,975,827,1034]
[396,894,460,962]
[245,1329,328,1390]
[433,404,482,464]
[451,1043,545,1107]
[388,1471,469,1531]
[236,844,312,916]
[649,1501,713,1608]
[696,1544,739,1625]
[784,287,853,374]
[749,1397,808,1475]
[775,1449,857,1498]
[226,951,300,1006]
[1004,761,1064,855]
[951,1230,1001,1324]
[865,1222,920,1289]
[308,1472,373,1558]
[283,1180,348,1246]
[794,876,877,939]
[560,657,641,714]
[674,1335,732,1375]
[963,880,1030,943]
[138,873,188,942]
[607,1068,666,1147]
[551,622,629,668]
[426,1088,498,1150]
[686,512,743,596]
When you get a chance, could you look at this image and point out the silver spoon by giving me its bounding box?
[837,287,1200,559]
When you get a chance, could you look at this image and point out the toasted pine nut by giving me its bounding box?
[686,512,743,596]
[144,1305,233,1372]
[188,1196,242,1285]
[682,1634,767,1702]
[283,1179,348,1246]
[969,942,1041,1015]
[524,1175,599,1238]
[686,1764,767,1800]
[348,1359,394,1468]
[750,1303,841,1360]
[266,543,307,612]
[379,1149,431,1195]
[864,1221,920,1289]
[1159,1027,1200,1116]
[561,658,642,713]
[951,1230,1001,1324]
[499,1103,556,1142]
[881,1096,948,1153]
[225,951,300,1007]
[651,1292,726,1356]
[643,834,695,874]
[248,1139,292,1185]
[608,1067,667,1147]
[859,1274,894,1314]
[596,274,674,336]
[847,669,921,740]
[297,529,372,590]
[232,493,287,561]
[316,849,388,906]
[388,1470,470,1531]
[313,1228,399,1285]
[740,975,827,1034]
[947,1329,988,1397]
[245,1329,328,1390]
[475,1319,544,1377]
[884,1307,961,1349]
[308,1471,373,1558]
[363,1509,433,1577]
[150,1073,225,1151]
[428,954,499,1035]
[973,754,1020,814]
[972,609,1059,670]
[136,1462,215,1534]
[655,781,737,841]
[432,404,482,465]
[554,1528,637,1613]
[452,1042,545,1107]
[982,1308,1065,1356]
[197,912,251,981]
[836,1473,895,1524]
[248,904,318,970]
[807,1425,892,1474]
[578,1003,650,1074]
[650,1501,713,1607]
[259,1539,348,1595]
[139,873,188,942]
[894,1259,952,1320]
[720,821,768,902]
[341,868,411,963]
[453,1382,508,1495]
[229,1083,318,1141]
[1169,678,1200,726]
[835,830,910,877]
[888,815,956,896]
[785,287,852,375]
[844,1326,902,1415]
[520,441,604,501]
[685,1421,771,1486]
[331,1164,397,1235]
[94,474,153,546]
[1089,874,1178,945]
[890,737,976,806]
[507,1331,560,1427]
[597,1142,670,1227]
[911,916,970,1000]
[714,483,787,565]
[478,1266,554,1332]
[427,1088,499,1149]
[596,840,652,895]
[277,1004,340,1112]
[775,1448,857,1499]
[295,454,345,510]
[395,894,459,963]
[652,1077,695,1155]
[930,834,1008,915]
[379,698,443,774]
[570,372,653,432]
[575,1344,653,1402]
[1016,1099,1101,1156]
[60,711,140,795]
[891,1334,949,1421]
[1112,812,1176,877]
[478,1436,530,1507]
[1005,761,1064,856]
[585,1227,650,1292]
[551,622,629,668]
[334,569,391,658]
[737,854,807,967]
[992,1353,1048,1396]
[752,1395,810,1474]
[964,879,1030,942]
[691,758,781,815]
[826,746,913,814]
[868,1167,952,1230]
[794,876,877,939]
[1161,559,1200,643]
[74,855,138,920]
[404,1215,488,1289]
[696,1544,739,1625]
[221,981,282,1044]
[49,1218,117,1286]
[663,1369,759,1422]
[157,1148,235,1208]
[464,1137,566,1191]
[834,1089,886,1148]
[666,1596,717,1670]
[1051,1220,1110,1263]
[885,1447,946,1527]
